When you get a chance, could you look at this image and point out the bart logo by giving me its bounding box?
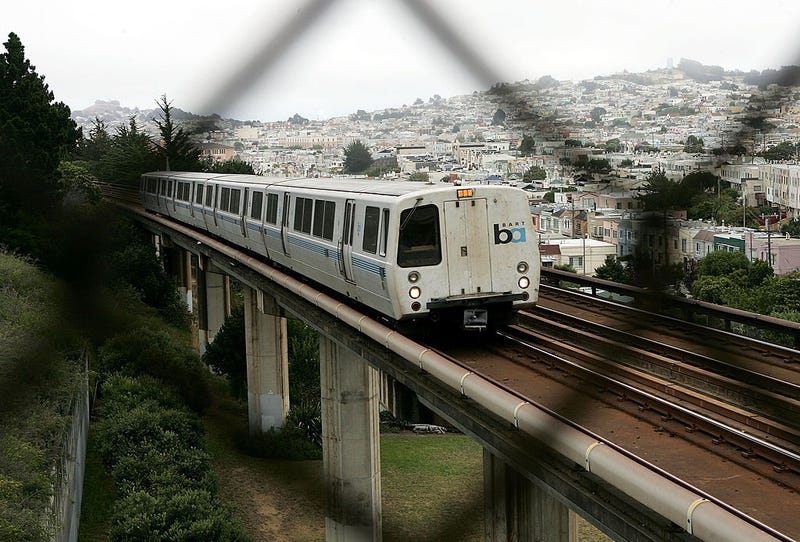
[494,224,526,244]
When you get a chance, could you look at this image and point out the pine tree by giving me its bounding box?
[0,32,80,205]
[153,94,201,172]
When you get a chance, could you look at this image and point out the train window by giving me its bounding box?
[167,180,173,197]
[322,201,335,241]
[250,191,263,220]
[220,187,231,212]
[230,189,241,214]
[293,197,313,234]
[397,204,441,268]
[177,182,189,201]
[380,209,389,257]
[195,185,204,204]
[312,200,335,241]
[362,206,380,254]
[265,193,279,224]
[205,185,214,207]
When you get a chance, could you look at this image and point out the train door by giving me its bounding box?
[241,188,249,238]
[281,193,291,256]
[443,198,492,296]
[338,199,356,283]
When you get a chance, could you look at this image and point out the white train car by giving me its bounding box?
[140,171,539,330]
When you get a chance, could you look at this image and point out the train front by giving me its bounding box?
[393,185,539,331]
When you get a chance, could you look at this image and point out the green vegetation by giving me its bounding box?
[523,165,546,182]
[0,253,84,541]
[343,139,373,173]
[202,307,323,458]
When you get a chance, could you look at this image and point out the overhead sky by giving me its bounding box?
[4,0,800,122]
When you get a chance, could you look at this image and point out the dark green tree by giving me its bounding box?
[696,250,749,278]
[491,108,507,125]
[76,117,113,162]
[518,135,536,156]
[781,219,800,237]
[683,135,705,153]
[342,140,373,173]
[0,32,80,210]
[760,141,798,161]
[605,138,621,152]
[202,306,247,398]
[590,107,607,123]
[204,158,255,174]
[523,165,546,182]
[594,255,628,283]
[100,117,161,185]
[153,94,202,172]
[585,158,611,174]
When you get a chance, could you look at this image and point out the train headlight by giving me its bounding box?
[518,276,530,289]
[409,286,422,299]
[516,261,529,273]
[408,271,420,283]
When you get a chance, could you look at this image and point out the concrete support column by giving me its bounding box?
[243,287,289,434]
[484,450,574,542]
[205,270,230,341]
[177,249,193,313]
[320,336,382,542]
[196,256,231,354]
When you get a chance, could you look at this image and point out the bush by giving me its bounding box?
[93,375,248,541]
[110,488,248,542]
[233,421,322,460]
[97,327,210,411]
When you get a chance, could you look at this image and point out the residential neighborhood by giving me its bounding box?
[71,59,800,277]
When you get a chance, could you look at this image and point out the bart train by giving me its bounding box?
[140,171,540,330]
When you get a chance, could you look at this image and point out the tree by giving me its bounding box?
[342,140,373,173]
[605,138,621,153]
[153,94,202,172]
[584,158,611,174]
[100,117,161,185]
[518,135,535,156]
[590,107,607,123]
[408,171,429,182]
[491,108,507,125]
[594,255,628,283]
[204,158,255,174]
[0,32,80,207]
[781,219,800,237]
[523,165,546,182]
[76,117,113,162]
[760,141,798,161]
[638,169,683,212]
[683,135,705,153]
[202,306,247,398]
[696,250,749,278]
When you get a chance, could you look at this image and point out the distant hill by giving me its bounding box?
[70,100,234,136]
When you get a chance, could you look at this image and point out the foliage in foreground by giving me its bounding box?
[94,375,248,541]
[0,252,83,541]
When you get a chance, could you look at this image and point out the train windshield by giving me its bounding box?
[397,204,441,267]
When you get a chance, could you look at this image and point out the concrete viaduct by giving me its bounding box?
[135,205,779,542]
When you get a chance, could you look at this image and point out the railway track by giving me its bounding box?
[425,288,800,539]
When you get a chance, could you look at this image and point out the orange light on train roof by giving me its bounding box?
[456,188,474,198]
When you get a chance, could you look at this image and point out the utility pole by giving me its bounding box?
[767,216,772,266]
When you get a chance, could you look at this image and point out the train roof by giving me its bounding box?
[143,171,494,198]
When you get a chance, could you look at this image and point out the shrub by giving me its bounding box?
[97,327,210,411]
[233,421,322,460]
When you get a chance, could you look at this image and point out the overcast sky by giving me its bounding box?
[4,0,800,122]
